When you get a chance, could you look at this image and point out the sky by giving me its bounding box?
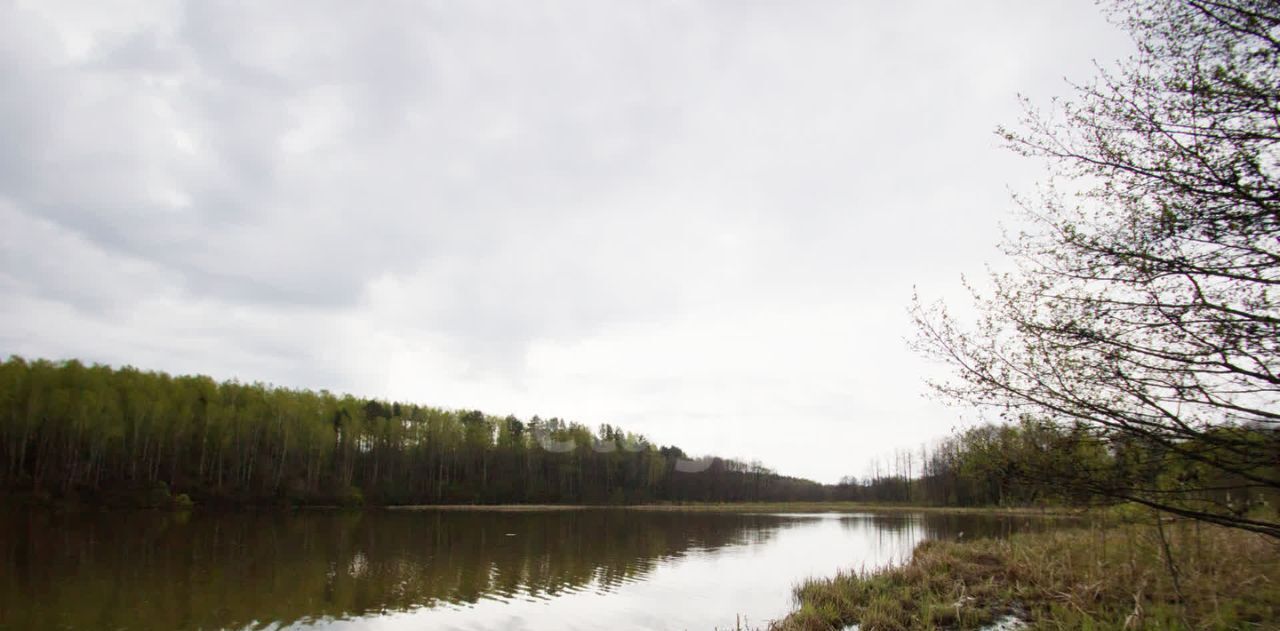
[0,0,1136,483]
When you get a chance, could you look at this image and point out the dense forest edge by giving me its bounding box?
[3,356,1275,519]
[0,356,1079,510]
[0,356,819,508]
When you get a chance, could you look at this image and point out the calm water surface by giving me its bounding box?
[0,508,1064,630]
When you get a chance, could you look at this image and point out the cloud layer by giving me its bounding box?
[0,0,1132,482]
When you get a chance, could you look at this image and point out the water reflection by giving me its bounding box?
[843,511,1071,542]
[0,509,1061,630]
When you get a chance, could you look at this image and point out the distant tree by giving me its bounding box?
[912,0,1280,537]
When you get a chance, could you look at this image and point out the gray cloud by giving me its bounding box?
[0,0,1134,482]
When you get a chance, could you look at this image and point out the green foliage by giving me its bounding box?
[336,486,364,507]
[0,356,829,506]
[838,418,1280,522]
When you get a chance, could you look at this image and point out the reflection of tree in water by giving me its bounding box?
[838,512,1077,553]
[0,510,793,630]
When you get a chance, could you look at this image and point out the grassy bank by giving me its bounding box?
[769,517,1280,630]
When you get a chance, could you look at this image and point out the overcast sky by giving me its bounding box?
[0,0,1135,483]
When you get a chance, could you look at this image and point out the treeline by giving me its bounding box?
[0,357,827,506]
[833,420,1280,522]
[11,356,1268,516]
[831,424,1069,506]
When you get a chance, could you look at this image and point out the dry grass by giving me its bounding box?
[770,518,1280,630]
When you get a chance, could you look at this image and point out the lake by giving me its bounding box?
[0,508,1063,630]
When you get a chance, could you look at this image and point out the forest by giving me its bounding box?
[835,420,1279,528]
[0,356,829,506]
[3,356,1274,519]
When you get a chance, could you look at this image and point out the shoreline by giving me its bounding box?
[383,502,1079,516]
[7,494,1084,515]
[386,504,590,512]
[624,502,1078,516]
